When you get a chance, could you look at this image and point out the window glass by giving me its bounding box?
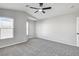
[0,17,14,39]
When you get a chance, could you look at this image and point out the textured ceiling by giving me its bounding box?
[0,3,79,20]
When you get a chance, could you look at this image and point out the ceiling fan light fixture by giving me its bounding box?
[39,9,42,11]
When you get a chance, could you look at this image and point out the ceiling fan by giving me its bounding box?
[26,3,52,14]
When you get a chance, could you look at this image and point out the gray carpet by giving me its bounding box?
[0,38,79,56]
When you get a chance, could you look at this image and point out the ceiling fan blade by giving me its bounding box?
[39,3,43,7]
[30,7,38,9]
[34,10,38,13]
[43,7,52,10]
[42,11,45,14]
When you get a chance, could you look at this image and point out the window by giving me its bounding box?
[26,21,29,35]
[0,17,14,39]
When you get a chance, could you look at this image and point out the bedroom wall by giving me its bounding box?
[36,12,79,46]
[0,9,28,48]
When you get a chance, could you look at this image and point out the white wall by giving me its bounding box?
[0,9,28,48]
[36,12,79,46]
[28,20,36,38]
